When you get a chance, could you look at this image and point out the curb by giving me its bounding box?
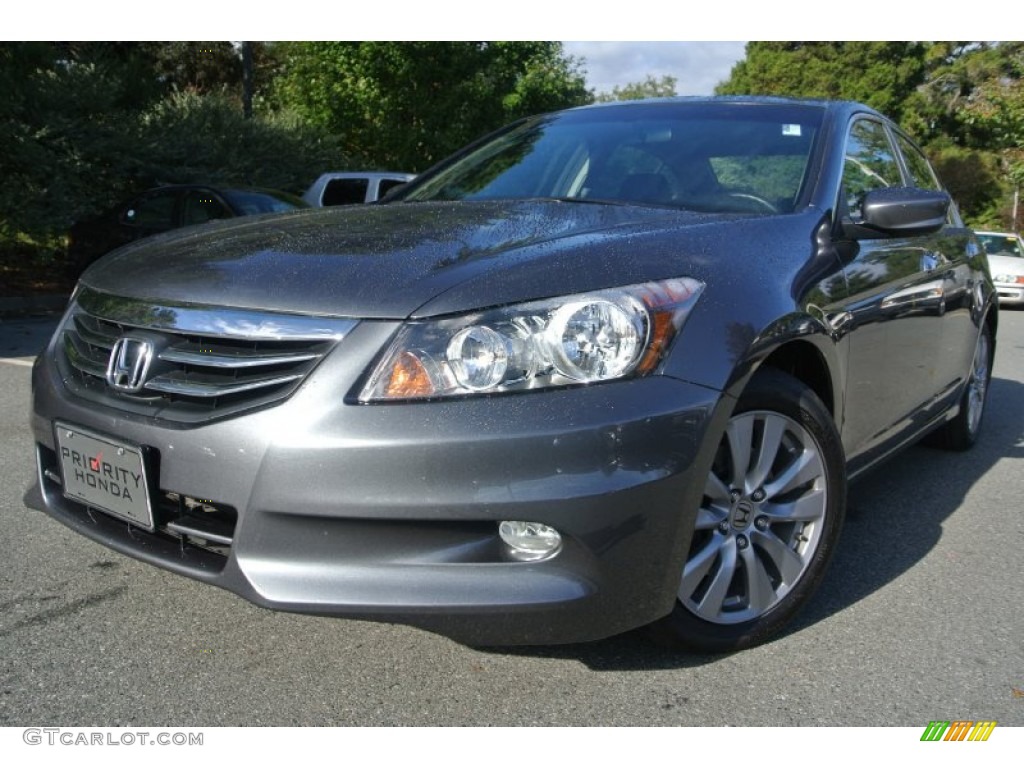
[0,294,70,317]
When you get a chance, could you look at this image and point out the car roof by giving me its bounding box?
[314,172,416,181]
[567,95,882,117]
[143,184,292,196]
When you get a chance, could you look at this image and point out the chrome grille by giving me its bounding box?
[56,287,356,424]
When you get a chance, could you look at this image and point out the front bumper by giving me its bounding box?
[993,281,1024,306]
[28,320,726,645]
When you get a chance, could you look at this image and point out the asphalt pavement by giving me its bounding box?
[1,311,1022,726]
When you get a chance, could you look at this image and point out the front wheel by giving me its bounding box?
[651,369,846,653]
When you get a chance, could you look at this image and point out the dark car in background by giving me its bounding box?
[68,185,308,270]
[29,98,997,652]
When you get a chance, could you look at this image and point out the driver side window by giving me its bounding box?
[122,190,177,229]
[842,119,902,221]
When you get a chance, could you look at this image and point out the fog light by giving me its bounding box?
[499,521,562,561]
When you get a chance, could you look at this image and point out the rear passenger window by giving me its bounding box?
[322,179,369,206]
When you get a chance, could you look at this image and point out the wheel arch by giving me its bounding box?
[652,357,848,651]
[759,340,837,422]
[720,323,843,429]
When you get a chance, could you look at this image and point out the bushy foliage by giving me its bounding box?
[596,75,678,102]
[717,42,927,122]
[0,43,353,256]
[132,91,352,194]
[931,145,1008,229]
[0,43,147,243]
[270,42,592,171]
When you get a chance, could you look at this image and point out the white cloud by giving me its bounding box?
[564,42,747,98]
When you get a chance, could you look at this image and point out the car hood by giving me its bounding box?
[987,253,1024,278]
[81,200,807,319]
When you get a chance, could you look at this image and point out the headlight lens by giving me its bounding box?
[548,298,644,380]
[447,326,509,390]
[359,277,703,402]
[993,273,1024,285]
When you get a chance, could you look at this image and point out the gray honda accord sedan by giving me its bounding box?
[27,98,997,652]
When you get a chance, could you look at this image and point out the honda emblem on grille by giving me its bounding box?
[106,337,154,393]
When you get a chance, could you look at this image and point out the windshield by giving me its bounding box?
[977,233,1023,258]
[399,102,824,214]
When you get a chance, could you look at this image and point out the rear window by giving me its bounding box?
[322,178,369,206]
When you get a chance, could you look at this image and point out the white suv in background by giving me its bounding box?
[303,172,416,207]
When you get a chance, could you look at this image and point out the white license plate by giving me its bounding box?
[55,422,154,530]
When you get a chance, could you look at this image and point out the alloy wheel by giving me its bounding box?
[680,410,828,625]
[966,331,991,437]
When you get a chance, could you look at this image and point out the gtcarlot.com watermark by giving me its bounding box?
[23,728,203,747]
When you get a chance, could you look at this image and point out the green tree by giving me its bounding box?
[132,91,349,193]
[270,42,591,171]
[596,74,677,102]
[136,41,242,94]
[900,43,1020,142]
[135,41,284,114]
[0,42,153,245]
[716,42,927,122]
[0,42,352,258]
[952,44,1024,228]
[928,145,1005,228]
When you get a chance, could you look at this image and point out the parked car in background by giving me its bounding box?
[68,185,308,271]
[302,172,416,207]
[30,98,997,652]
[976,230,1024,306]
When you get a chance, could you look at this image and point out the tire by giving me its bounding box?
[650,369,846,653]
[932,324,993,452]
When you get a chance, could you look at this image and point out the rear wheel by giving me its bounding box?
[933,324,993,451]
[651,369,846,652]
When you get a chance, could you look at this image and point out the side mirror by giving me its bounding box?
[844,187,950,240]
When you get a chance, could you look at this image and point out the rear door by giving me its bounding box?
[891,130,978,408]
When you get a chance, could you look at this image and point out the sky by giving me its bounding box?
[8,3,997,103]
[563,42,747,97]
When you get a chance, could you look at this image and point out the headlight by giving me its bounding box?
[993,273,1024,285]
[358,277,704,402]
